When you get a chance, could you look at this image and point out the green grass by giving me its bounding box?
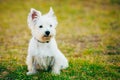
[0,0,120,80]
[1,58,119,80]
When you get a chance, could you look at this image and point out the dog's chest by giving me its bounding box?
[34,43,55,70]
[35,43,53,56]
[34,56,55,70]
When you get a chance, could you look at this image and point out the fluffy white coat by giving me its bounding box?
[26,7,68,75]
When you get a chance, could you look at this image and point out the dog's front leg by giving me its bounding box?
[26,55,37,75]
[52,61,61,75]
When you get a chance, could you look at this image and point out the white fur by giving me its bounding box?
[26,7,68,75]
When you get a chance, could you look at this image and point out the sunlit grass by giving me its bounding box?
[0,0,120,79]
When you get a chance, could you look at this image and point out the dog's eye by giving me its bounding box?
[50,25,52,27]
[39,25,43,28]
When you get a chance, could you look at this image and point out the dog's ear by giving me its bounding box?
[46,7,58,27]
[30,8,41,20]
[27,8,41,29]
[47,7,54,17]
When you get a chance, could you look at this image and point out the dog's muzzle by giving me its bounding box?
[42,35,51,41]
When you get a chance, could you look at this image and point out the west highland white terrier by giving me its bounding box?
[26,7,68,75]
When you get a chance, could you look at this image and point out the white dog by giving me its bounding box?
[26,7,68,75]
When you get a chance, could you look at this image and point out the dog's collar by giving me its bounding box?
[34,38,49,43]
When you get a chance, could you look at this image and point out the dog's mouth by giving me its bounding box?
[42,35,52,42]
[44,35,51,37]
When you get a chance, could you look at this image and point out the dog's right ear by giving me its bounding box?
[30,8,41,20]
[27,8,41,29]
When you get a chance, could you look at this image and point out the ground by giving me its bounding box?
[0,0,120,80]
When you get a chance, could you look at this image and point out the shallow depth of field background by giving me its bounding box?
[0,0,120,79]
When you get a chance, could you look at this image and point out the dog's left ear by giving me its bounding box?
[46,7,58,27]
[47,7,54,17]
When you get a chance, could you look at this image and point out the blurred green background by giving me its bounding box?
[0,0,120,79]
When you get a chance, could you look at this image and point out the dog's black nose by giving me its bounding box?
[45,31,50,36]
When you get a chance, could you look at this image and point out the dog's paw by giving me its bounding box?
[26,71,37,75]
[51,70,60,75]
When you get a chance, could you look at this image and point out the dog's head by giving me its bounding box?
[27,7,58,43]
